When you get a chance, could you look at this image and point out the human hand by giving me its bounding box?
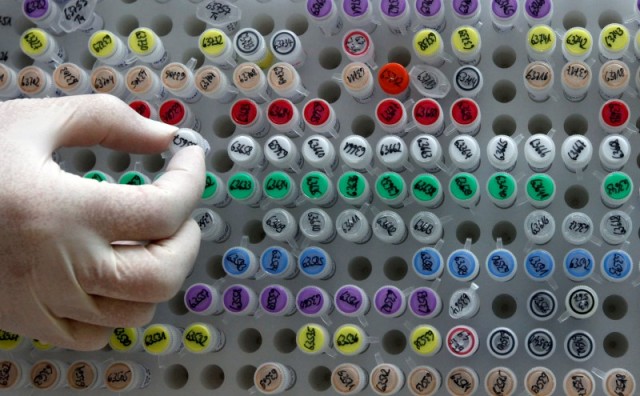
[0,94,205,350]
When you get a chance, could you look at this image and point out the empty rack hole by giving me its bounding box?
[492,45,516,68]
[387,46,412,67]
[603,332,628,358]
[382,329,407,355]
[236,365,256,390]
[383,256,408,281]
[252,14,275,36]
[213,115,236,138]
[492,80,516,103]
[242,220,266,244]
[492,115,516,136]
[456,221,480,244]
[564,185,589,209]
[142,154,165,173]
[348,256,373,280]
[317,80,341,103]
[528,114,552,134]
[237,328,262,353]
[73,149,96,172]
[107,151,131,173]
[563,10,587,29]
[273,328,297,354]
[603,295,628,320]
[492,221,517,245]
[184,14,207,37]
[210,150,234,173]
[308,366,331,391]
[318,47,342,70]
[168,290,188,316]
[164,364,189,390]
[150,14,173,36]
[564,114,588,135]
[206,255,226,279]
[598,9,623,28]
[492,294,517,319]
[116,15,139,36]
[351,115,375,138]
[286,14,309,36]
[201,365,224,390]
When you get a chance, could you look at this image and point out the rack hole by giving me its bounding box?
[210,150,233,173]
[492,294,517,319]
[603,295,628,320]
[238,328,262,353]
[492,46,516,68]
[348,256,372,280]
[150,14,173,36]
[318,47,342,70]
[243,220,266,244]
[492,221,517,245]
[456,221,480,244]
[603,332,628,358]
[206,255,226,279]
[213,115,236,138]
[168,290,188,315]
[201,365,224,390]
[492,115,516,136]
[564,114,588,135]
[564,185,589,209]
[382,329,407,355]
[181,48,205,69]
[107,151,131,173]
[164,364,189,389]
[142,154,165,173]
[273,328,296,354]
[492,80,516,103]
[184,14,207,37]
[563,10,587,29]
[351,115,375,137]
[12,52,34,69]
[116,15,139,36]
[635,116,640,131]
[13,16,36,35]
[73,149,96,172]
[252,14,275,36]
[387,46,411,67]
[598,10,623,28]
[383,257,408,281]
[80,50,96,70]
[317,80,341,103]
[236,365,256,390]
[286,14,309,36]
[528,114,552,134]
[308,366,331,391]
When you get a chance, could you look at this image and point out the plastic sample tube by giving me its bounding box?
[128,27,169,69]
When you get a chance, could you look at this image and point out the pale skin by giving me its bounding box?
[0,94,205,350]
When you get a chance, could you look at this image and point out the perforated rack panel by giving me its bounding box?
[2,0,640,394]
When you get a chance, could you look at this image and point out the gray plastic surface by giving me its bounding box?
[2,0,640,394]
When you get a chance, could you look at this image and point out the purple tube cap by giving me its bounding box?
[343,0,370,17]
[307,0,333,18]
[452,0,479,17]
[415,0,442,17]
[24,0,49,19]
[335,285,365,315]
[223,285,252,313]
[374,286,405,316]
[297,286,327,315]
[260,285,290,314]
[409,287,439,317]
[185,283,215,313]
[381,0,407,17]
[525,0,551,19]
[492,0,518,19]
